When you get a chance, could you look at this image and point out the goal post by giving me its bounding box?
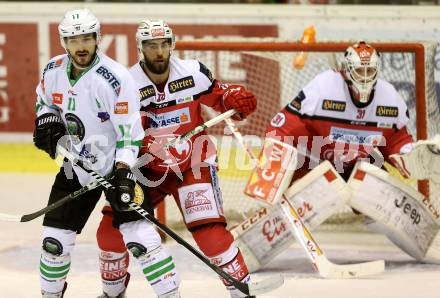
[156,40,439,230]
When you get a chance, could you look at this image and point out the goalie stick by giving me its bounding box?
[58,145,284,296]
[0,109,238,223]
[224,118,385,278]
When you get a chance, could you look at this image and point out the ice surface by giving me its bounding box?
[1,173,440,298]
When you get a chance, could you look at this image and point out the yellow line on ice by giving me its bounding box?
[0,144,254,179]
[0,143,59,173]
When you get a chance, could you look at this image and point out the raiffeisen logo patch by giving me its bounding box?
[150,107,191,128]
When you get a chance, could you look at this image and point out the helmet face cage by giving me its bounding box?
[58,8,101,50]
[343,41,380,104]
[136,20,175,60]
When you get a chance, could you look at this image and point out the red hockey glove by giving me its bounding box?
[139,135,164,168]
[222,85,257,120]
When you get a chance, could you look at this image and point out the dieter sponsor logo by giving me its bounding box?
[150,107,191,128]
[168,76,195,93]
[376,105,398,117]
[322,99,346,112]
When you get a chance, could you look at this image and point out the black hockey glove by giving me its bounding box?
[106,167,137,212]
[33,113,66,159]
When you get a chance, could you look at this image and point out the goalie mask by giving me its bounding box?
[58,8,101,49]
[343,41,380,105]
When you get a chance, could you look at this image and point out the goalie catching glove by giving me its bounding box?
[389,134,440,181]
[222,85,257,120]
[106,166,137,212]
[33,113,66,159]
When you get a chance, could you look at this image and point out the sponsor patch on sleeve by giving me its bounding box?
[114,102,128,114]
[270,112,286,127]
[288,90,306,111]
[376,105,399,117]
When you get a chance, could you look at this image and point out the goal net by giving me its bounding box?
[160,40,440,231]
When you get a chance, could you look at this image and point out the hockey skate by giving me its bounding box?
[97,289,126,298]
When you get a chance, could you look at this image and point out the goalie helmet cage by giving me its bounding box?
[156,40,439,231]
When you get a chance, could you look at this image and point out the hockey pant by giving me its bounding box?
[97,209,180,297]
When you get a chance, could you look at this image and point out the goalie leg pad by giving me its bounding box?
[232,161,349,272]
[191,223,251,298]
[40,227,76,295]
[120,220,180,296]
[349,162,440,260]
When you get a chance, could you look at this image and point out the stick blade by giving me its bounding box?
[0,213,22,222]
[316,256,385,279]
[248,274,284,296]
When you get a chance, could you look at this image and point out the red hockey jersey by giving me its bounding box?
[129,57,230,173]
[266,69,413,179]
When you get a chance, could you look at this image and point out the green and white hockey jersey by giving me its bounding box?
[35,52,144,186]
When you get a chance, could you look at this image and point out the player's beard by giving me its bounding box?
[143,54,170,75]
[70,47,97,69]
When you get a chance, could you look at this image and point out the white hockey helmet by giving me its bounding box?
[343,41,380,104]
[58,8,101,48]
[136,19,175,54]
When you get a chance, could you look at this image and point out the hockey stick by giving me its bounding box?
[0,110,238,223]
[279,198,384,278]
[0,181,100,222]
[58,145,283,296]
[224,118,385,278]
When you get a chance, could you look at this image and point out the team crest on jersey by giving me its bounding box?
[376,105,398,117]
[96,65,121,96]
[140,85,155,102]
[65,113,85,142]
[322,99,346,112]
[150,107,191,128]
[270,112,286,127]
[168,76,195,93]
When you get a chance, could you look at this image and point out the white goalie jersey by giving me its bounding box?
[35,52,144,186]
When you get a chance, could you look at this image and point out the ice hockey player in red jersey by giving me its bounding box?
[96,20,257,298]
[267,41,414,180]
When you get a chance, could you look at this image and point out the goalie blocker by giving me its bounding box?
[232,161,350,272]
[348,162,440,262]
